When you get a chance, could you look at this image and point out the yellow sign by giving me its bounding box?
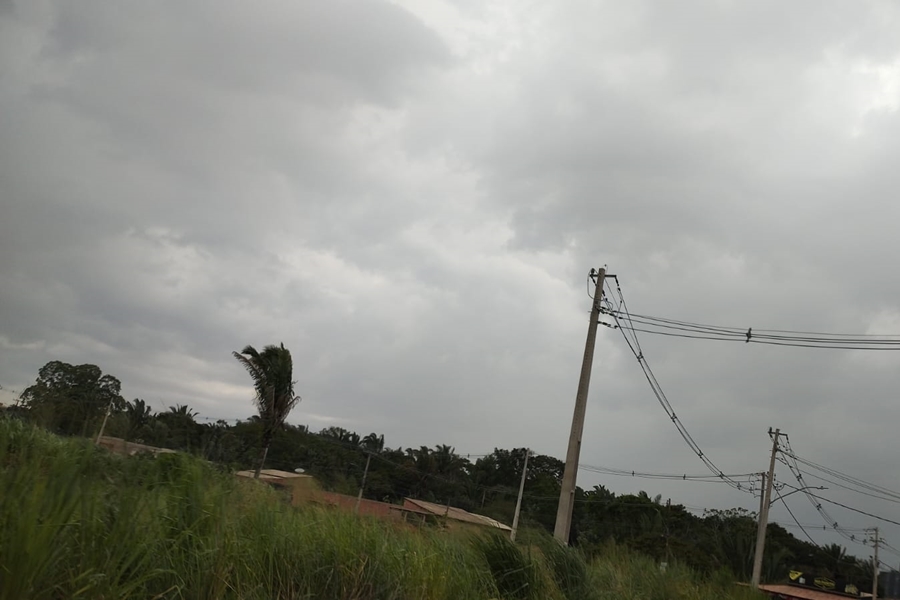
[814,577,836,590]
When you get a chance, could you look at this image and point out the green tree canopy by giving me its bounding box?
[20,361,124,436]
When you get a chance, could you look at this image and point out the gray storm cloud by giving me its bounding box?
[2,0,900,555]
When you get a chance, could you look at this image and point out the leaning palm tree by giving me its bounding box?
[232,343,301,479]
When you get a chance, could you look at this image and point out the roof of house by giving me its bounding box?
[97,436,176,456]
[235,469,313,482]
[758,583,867,600]
[313,491,432,516]
[403,498,513,531]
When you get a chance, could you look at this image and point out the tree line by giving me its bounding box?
[3,356,881,591]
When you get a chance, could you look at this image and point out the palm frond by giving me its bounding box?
[233,342,302,433]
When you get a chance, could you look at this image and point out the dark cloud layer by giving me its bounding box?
[3,0,900,555]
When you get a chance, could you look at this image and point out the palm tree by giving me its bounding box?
[124,398,152,442]
[157,404,199,450]
[362,433,384,453]
[822,543,847,571]
[168,403,197,419]
[233,343,301,479]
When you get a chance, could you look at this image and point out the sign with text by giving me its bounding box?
[788,570,860,597]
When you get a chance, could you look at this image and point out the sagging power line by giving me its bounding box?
[601,309,900,350]
[606,275,750,494]
[554,268,754,544]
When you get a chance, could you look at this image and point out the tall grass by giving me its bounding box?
[474,533,549,600]
[0,419,762,600]
[587,541,763,600]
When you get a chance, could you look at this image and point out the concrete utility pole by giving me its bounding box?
[554,267,606,544]
[757,472,767,527]
[873,527,880,600]
[752,428,783,588]
[511,449,531,542]
[354,452,372,514]
[94,398,114,446]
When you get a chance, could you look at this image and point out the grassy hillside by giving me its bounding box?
[0,418,761,600]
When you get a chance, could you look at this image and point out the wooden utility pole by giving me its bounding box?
[554,267,606,544]
[752,428,782,588]
[354,452,372,514]
[510,449,531,542]
[873,527,880,600]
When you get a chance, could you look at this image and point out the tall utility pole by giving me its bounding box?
[752,428,783,588]
[757,472,767,527]
[510,449,531,542]
[354,452,372,514]
[554,267,607,544]
[873,527,880,600]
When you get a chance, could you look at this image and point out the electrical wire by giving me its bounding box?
[618,311,900,341]
[780,440,900,552]
[773,483,820,546]
[187,411,758,494]
[606,276,749,493]
[791,469,900,506]
[781,450,900,504]
[579,463,758,484]
[797,489,900,529]
[880,540,900,560]
[252,425,768,513]
[773,521,870,533]
[602,309,900,350]
[780,436,863,544]
[624,328,900,350]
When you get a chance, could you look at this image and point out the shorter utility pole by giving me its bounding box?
[94,398,115,446]
[873,527,880,600]
[752,428,783,588]
[510,449,531,542]
[354,452,372,514]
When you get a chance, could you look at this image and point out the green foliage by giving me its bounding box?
[19,361,124,436]
[0,419,776,600]
[589,542,763,600]
[0,418,495,600]
[9,359,877,593]
[536,536,591,600]
[474,533,547,600]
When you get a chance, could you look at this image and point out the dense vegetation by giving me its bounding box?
[0,418,764,600]
[4,359,879,594]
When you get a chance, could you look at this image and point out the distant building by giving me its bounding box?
[402,498,512,532]
[235,469,319,503]
[232,469,512,532]
[880,569,900,599]
[310,490,430,522]
[97,436,176,456]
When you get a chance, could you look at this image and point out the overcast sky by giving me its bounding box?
[3,0,900,558]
